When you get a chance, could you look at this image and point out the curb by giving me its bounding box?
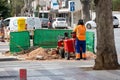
[0,56,18,61]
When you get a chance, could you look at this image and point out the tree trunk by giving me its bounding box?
[21,0,33,16]
[94,0,119,70]
[80,0,90,23]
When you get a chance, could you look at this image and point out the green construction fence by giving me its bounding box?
[33,29,72,48]
[86,32,94,53]
[33,29,95,53]
[10,31,30,53]
[9,29,95,53]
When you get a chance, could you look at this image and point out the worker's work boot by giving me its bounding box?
[75,53,80,60]
[82,53,86,60]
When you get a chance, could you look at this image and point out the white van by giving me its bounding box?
[4,17,41,31]
[3,17,41,38]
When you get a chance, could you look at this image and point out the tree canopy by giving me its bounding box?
[112,0,120,11]
[9,0,24,16]
[0,0,10,18]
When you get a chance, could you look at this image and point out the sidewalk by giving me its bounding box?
[0,59,119,80]
[0,52,18,61]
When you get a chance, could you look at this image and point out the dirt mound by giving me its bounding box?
[86,51,96,60]
[4,47,61,60]
[24,47,60,60]
[4,47,96,60]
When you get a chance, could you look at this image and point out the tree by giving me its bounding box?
[94,0,120,70]
[21,0,33,16]
[112,0,120,11]
[80,0,91,23]
[0,0,11,18]
[9,0,24,16]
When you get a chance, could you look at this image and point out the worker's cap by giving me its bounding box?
[78,19,84,25]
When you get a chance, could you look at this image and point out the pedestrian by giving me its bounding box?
[48,20,52,29]
[0,17,5,42]
[48,15,52,22]
[73,19,86,60]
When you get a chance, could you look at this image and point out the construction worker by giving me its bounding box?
[0,17,5,42]
[73,19,86,60]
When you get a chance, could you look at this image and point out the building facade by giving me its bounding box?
[32,0,82,26]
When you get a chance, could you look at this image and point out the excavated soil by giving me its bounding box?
[4,46,96,61]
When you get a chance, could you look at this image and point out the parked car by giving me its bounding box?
[113,16,119,28]
[52,17,68,29]
[85,16,119,29]
[40,18,49,28]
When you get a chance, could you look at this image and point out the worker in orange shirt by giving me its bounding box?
[73,19,86,60]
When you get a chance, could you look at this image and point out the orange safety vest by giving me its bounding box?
[73,25,86,40]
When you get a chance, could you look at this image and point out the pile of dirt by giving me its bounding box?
[4,47,61,60]
[24,47,61,60]
[86,51,96,60]
[4,47,96,60]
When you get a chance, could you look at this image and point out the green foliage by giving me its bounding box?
[0,0,25,18]
[10,0,24,16]
[90,0,120,11]
[36,5,40,11]
[112,0,120,11]
[0,0,11,18]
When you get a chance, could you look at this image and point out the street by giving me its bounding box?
[0,28,120,80]
[114,28,120,54]
[87,28,120,54]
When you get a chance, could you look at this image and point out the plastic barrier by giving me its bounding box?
[10,31,30,53]
[33,29,95,53]
[9,29,94,53]
[86,32,95,53]
[33,29,72,48]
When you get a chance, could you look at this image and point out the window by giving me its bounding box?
[57,18,66,21]
[4,19,10,26]
[113,16,118,19]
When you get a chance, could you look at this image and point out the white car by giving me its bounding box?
[52,17,68,29]
[85,16,119,29]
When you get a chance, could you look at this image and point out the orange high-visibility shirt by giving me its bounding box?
[73,25,86,40]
